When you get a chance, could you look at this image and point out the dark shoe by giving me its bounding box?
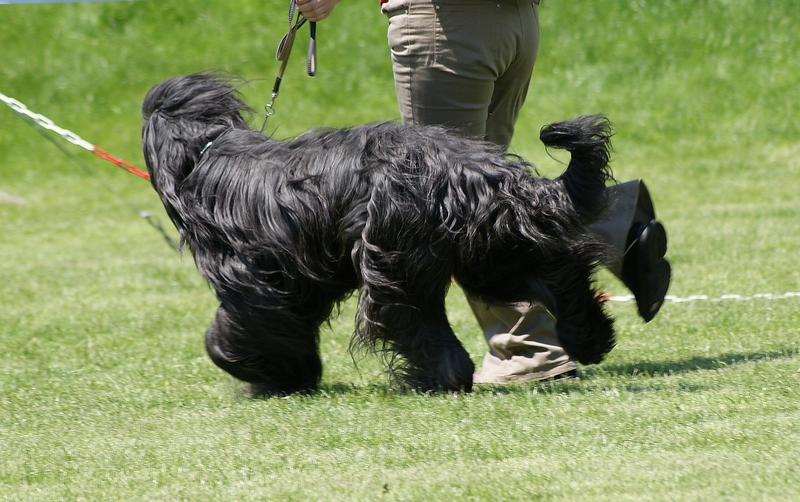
[624,220,667,278]
[628,258,671,322]
[622,220,671,322]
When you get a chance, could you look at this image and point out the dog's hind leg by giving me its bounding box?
[205,303,323,396]
[460,244,615,367]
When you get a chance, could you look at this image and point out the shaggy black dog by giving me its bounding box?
[142,73,616,395]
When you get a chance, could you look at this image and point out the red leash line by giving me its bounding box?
[92,146,150,181]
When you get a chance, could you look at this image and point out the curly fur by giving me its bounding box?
[142,73,616,395]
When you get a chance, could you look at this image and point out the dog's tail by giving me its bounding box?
[539,115,613,220]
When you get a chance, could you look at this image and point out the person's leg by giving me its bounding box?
[464,1,577,382]
[592,180,655,276]
[385,1,668,381]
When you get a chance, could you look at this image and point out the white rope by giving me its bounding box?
[1,91,95,151]
[609,292,800,304]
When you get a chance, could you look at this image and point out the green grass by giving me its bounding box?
[1,0,799,500]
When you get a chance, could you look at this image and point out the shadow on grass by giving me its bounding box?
[590,348,797,378]
[302,348,797,399]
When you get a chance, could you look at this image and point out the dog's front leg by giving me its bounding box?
[354,235,473,392]
[205,302,324,396]
[356,287,474,393]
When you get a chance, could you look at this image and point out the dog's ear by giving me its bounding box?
[141,111,195,224]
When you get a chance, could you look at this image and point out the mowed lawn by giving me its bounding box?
[1,0,799,500]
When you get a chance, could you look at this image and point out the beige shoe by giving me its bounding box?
[473,365,577,384]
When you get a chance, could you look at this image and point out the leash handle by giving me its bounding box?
[307,22,317,76]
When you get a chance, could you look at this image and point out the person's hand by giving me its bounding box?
[295,0,341,22]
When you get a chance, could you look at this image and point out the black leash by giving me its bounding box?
[261,0,317,132]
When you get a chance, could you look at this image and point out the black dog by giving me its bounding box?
[142,73,616,395]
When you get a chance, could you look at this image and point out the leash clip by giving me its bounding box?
[261,92,278,133]
[261,0,317,132]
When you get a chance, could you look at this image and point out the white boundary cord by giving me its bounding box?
[610,292,800,304]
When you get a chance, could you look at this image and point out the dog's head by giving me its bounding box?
[141,73,251,189]
[142,73,250,128]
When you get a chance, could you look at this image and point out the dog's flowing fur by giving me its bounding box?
[142,73,616,394]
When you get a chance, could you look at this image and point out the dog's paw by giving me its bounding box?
[556,320,615,366]
[432,345,475,393]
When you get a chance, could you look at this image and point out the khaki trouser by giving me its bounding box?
[384,0,649,381]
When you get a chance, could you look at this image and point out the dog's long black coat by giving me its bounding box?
[142,73,616,394]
